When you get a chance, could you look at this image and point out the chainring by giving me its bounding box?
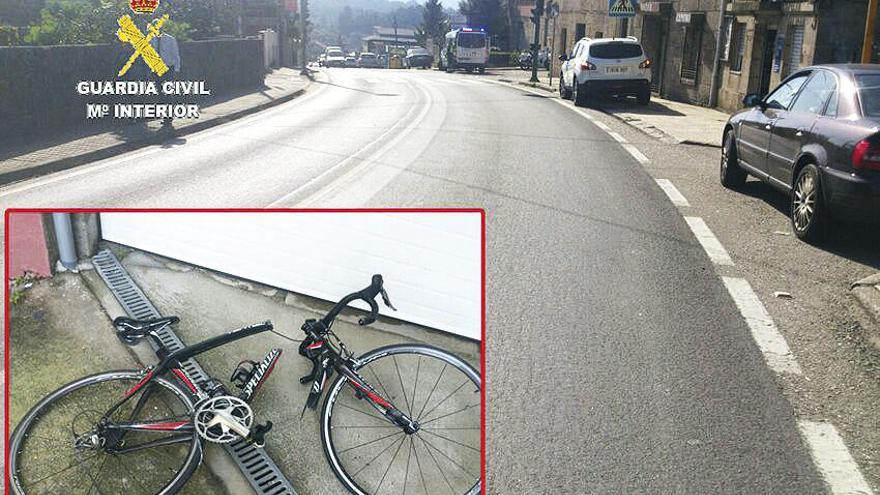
[193,395,254,444]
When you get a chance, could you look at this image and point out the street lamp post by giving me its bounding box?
[530,0,545,83]
[300,0,309,74]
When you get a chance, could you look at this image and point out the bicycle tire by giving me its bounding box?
[321,344,481,495]
[9,370,202,495]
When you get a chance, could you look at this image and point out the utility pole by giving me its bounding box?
[300,0,309,74]
[278,0,288,67]
[548,2,558,88]
[530,0,544,83]
[863,0,878,63]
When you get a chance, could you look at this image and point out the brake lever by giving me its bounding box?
[380,288,397,311]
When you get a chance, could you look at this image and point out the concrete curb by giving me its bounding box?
[0,79,312,186]
[851,274,880,352]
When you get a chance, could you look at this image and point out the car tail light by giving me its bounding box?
[580,61,597,71]
[639,59,652,69]
[852,139,880,171]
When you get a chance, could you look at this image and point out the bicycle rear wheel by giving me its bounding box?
[321,344,481,495]
[10,370,201,495]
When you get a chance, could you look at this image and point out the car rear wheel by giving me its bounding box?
[637,87,650,106]
[720,131,747,189]
[560,75,572,99]
[574,81,589,107]
[791,163,830,242]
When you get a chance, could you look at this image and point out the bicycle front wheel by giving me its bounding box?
[321,344,481,495]
[9,370,201,495]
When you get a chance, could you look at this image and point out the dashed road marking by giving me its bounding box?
[684,216,734,266]
[608,131,627,143]
[655,179,690,207]
[622,144,650,165]
[722,277,802,375]
[798,421,874,495]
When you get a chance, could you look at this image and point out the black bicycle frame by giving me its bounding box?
[96,321,275,450]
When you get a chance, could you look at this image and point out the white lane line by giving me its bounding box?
[684,217,734,266]
[607,131,627,143]
[722,277,802,375]
[655,179,690,207]
[592,120,611,131]
[273,80,433,207]
[798,421,874,495]
[622,144,650,165]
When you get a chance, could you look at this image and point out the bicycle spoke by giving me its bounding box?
[375,430,407,494]
[368,366,394,406]
[421,429,480,453]
[26,452,100,487]
[338,429,405,455]
[420,434,478,480]
[337,402,393,424]
[403,436,414,495]
[410,356,422,424]
[412,436,429,495]
[351,435,406,478]
[417,435,456,494]
[415,363,447,421]
[393,355,412,417]
[84,454,111,495]
[420,403,480,426]
[422,427,480,431]
[418,379,470,423]
[115,451,158,494]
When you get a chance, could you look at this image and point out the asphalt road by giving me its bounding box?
[0,68,841,493]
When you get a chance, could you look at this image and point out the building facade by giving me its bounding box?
[549,0,874,112]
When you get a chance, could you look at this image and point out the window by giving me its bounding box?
[765,72,810,110]
[786,25,804,76]
[458,33,487,48]
[589,43,643,59]
[730,22,746,72]
[680,22,702,84]
[575,23,586,41]
[855,74,880,118]
[790,71,837,115]
[720,18,733,61]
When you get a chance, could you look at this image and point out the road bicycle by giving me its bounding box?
[9,275,481,495]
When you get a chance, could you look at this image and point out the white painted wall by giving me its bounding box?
[100,212,482,340]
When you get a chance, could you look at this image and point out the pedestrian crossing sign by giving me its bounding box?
[609,0,636,17]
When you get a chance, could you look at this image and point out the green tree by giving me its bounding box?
[416,0,447,45]
[458,0,508,48]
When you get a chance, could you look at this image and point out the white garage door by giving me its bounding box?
[100,212,482,340]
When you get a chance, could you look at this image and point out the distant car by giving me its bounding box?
[722,64,880,242]
[358,52,380,68]
[344,55,358,68]
[317,54,326,67]
[559,36,652,107]
[324,50,345,68]
[406,47,433,69]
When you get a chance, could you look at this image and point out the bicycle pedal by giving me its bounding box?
[248,421,273,448]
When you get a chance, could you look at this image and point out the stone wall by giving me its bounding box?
[0,38,265,142]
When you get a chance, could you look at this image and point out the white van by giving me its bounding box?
[439,28,489,74]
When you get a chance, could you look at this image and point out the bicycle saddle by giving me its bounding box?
[113,316,180,337]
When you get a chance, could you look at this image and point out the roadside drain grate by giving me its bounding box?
[92,249,298,495]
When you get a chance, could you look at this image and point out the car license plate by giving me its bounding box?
[606,66,628,74]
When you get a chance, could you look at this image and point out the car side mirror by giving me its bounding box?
[742,94,763,108]
[559,54,568,61]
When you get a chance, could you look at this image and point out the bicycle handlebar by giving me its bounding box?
[320,274,395,328]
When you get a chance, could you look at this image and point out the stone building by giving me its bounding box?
[549,0,875,112]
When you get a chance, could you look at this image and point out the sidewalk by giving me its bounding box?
[0,68,313,185]
[491,68,729,147]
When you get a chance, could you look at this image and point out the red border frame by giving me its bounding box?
[4,207,487,495]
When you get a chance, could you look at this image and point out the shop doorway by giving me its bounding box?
[642,15,667,92]
[759,29,777,96]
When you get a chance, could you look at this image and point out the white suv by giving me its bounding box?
[559,37,652,107]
